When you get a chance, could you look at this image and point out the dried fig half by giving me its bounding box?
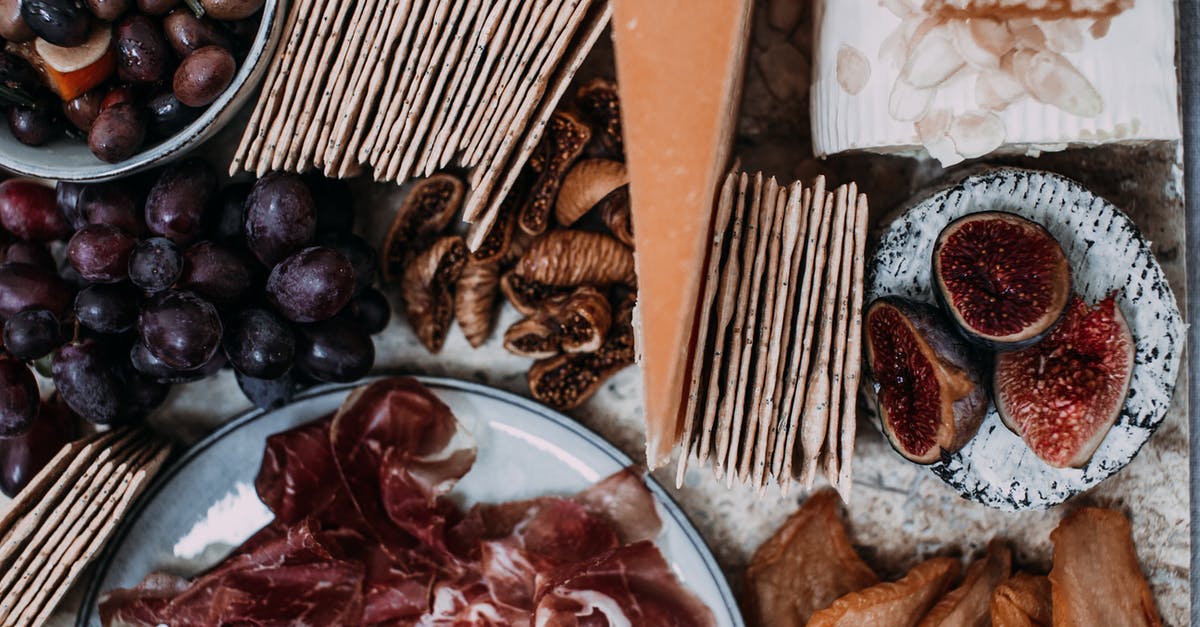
[919,539,1012,627]
[503,316,561,359]
[455,259,500,348]
[808,557,961,627]
[382,174,465,283]
[514,230,637,288]
[401,235,468,353]
[932,211,1071,350]
[527,294,635,410]
[575,77,622,157]
[598,185,633,247]
[990,573,1052,627]
[554,159,628,227]
[502,287,612,358]
[994,293,1133,468]
[500,271,574,317]
[1049,508,1161,627]
[519,111,591,236]
[865,297,988,464]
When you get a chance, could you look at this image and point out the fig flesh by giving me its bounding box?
[865,297,988,464]
[994,293,1133,468]
[932,211,1071,350]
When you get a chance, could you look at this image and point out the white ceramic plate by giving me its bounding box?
[867,168,1184,511]
[77,376,743,626]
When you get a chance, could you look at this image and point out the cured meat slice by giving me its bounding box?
[807,557,961,627]
[572,466,662,544]
[745,490,878,626]
[1049,508,1161,627]
[255,418,341,524]
[919,540,1012,627]
[990,573,1052,627]
[206,560,365,625]
[534,541,717,627]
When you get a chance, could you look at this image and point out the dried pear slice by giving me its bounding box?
[807,556,961,627]
[919,540,1013,627]
[1049,508,1161,627]
[990,573,1052,627]
[745,490,878,627]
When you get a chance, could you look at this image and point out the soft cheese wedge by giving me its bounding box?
[611,0,754,469]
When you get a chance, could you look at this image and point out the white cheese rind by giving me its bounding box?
[812,0,1181,165]
[867,168,1184,511]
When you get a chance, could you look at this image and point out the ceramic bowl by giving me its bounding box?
[0,1,285,182]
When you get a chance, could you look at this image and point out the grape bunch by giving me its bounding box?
[0,159,388,494]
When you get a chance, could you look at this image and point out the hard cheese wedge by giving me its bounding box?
[611,0,754,469]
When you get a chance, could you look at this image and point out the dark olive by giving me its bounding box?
[7,92,58,146]
[100,85,137,110]
[146,91,200,138]
[172,45,234,107]
[136,0,177,14]
[88,103,145,162]
[198,0,261,20]
[115,14,172,84]
[0,0,33,42]
[83,0,128,21]
[162,9,230,57]
[62,89,102,132]
[20,0,91,47]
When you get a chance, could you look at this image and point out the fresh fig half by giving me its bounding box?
[994,293,1134,468]
[865,297,988,464]
[932,211,1071,350]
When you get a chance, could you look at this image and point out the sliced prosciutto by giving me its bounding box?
[101,377,713,627]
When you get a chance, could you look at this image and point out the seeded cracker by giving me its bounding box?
[778,184,833,490]
[823,183,858,491]
[313,0,387,172]
[464,3,608,249]
[836,193,869,500]
[752,185,801,489]
[256,0,329,174]
[357,0,430,167]
[262,0,339,171]
[417,0,508,176]
[283,0,358,171]
[301,0,374,169]
[737,178,784,484]
[798,184,850,489]
[241,0,313,174]
[230,0,304,174]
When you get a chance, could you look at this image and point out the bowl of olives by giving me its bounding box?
[0,0,283,181]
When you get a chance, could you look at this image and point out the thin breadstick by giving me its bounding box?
[836,193,870,501]
[823,183,858,490]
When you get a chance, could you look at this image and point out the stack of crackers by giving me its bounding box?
[675,172,868,501]
[231,0,611,243]
[0,429,170,627]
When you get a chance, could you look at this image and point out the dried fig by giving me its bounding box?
[932,211,1071,350]
[1049,508,1161,627]
[597,185,633,247]
[383,174,464,283]
[919,540,1012,627]
[994,293,1133,468]
[808,557,961,627]
[990,573,1052,627]
[503,316,561,359]
[401,235,467,353]
[865,297,988,464]
[500,270,574,317]
[472,174,524,265]
[454,259,500,348]
[502,287,612,358]
[519,111,591,236]
[575,77,622,157]
[527,294,635,410]
[514,230,636,288]
[555,159,628,227]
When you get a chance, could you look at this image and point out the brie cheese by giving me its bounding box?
[812,0,1180,166]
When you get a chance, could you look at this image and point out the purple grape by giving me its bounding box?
[144,159,217,245]
[56,181,87,229]
[130,340,224,383]
[0,358,39,436]
[125,373,170,419]
[265,247,354,323]
[3,308,63,360]
[178,241,253,306]
[2,240,54,271]
[0,395,77,497]
[67,223,136,283]
[0,262,70,320]
[243,172,316,267]
[351,287,390,335]
[235,369,297,411]
[137,289,222,370]
[128,237,182,292]
[222,308,294,379]
[75,283,140,333]
[0,178,69,241]
[76,183,144,234]
[210,182,250,244]
[303,173,354,234]
[51,339,124,425]
[318,231,376,294]
[294,314,374,383]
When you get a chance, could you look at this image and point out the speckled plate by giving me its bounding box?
[77,376,743,626]
[867,168,1184,511]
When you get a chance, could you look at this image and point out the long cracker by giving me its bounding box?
[675,170,738,488]
[776,182,833,490]
[253,0,326,173]
[823,183,858,490]
[463,2,609,246]
[836,193,870,500]
[308,0,384,171]
[797,184,850,489]
[356,0,431,166]
[697,171,748,464]
[735,177,784,484]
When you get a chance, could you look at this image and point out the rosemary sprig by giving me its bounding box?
[183,0,205,18]
[0,84,36,109]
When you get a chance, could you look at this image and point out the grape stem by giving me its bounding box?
[183,0,205,18]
